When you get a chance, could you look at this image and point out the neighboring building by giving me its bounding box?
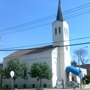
[77,64,90,76]
[3,0,82,88]
[71,67,87,84]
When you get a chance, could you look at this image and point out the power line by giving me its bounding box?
[0,2,90,51]
[1,8,90,35]
[63,2,90,14]
[1,36,90,50]
[0,2,90,34]
[0,41,90,51]
[0,9,90,35]
[1,21,52,35]
[66,9,90,19]
[0,4,90,51]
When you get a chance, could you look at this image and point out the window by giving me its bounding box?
[32,84,35,88]
[55,28,57,34]
[43,84,47,88]
[72,77,74,81]
[23,84,26,88]
[59,27,61,33]
[6,85,8,88]
[15,84,17,88]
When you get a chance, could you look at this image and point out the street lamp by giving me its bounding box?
[78,46,88,90]
[10,71,14,90]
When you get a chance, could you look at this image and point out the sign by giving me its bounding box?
[10,71,14,78]
[57,79,62,85]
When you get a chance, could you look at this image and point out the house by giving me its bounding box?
[71,67,87,84]
[77,64,90,76]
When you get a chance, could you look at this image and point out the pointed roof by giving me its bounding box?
[56,0,64,21]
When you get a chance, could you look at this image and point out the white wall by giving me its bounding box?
[3,50,53,88]
[52,20,71,84]
[51,48,58,87]
[52,21,63,46]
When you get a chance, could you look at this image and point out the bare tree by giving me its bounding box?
[74,48,89,65]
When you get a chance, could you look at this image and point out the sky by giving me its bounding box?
[0,0,90,63]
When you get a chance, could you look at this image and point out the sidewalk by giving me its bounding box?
[70,87,90,90]
[70,88,81,90]
[55,88,82,90]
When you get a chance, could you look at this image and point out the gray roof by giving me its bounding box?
[4,45,55,59]
[56,0,63,21]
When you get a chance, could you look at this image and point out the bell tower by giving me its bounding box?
[52,0,71,83]
[52,0,69,47]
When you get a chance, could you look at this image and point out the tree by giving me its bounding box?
[0,64,3,89]
[71,60,77,67]
[2,58,27,88]
[28,62,52,88]
[74,48,89,65]
[82,75,90,84]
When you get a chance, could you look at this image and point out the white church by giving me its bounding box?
[3,0,86,88]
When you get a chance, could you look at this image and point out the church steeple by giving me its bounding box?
[56,0,63,21]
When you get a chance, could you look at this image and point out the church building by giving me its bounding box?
[3,0,72,88]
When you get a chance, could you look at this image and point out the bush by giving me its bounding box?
[82,75,90,84]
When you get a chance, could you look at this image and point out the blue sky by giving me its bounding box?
[0,0,90,62]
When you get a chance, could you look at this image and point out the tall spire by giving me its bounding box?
[56,0,63,21]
